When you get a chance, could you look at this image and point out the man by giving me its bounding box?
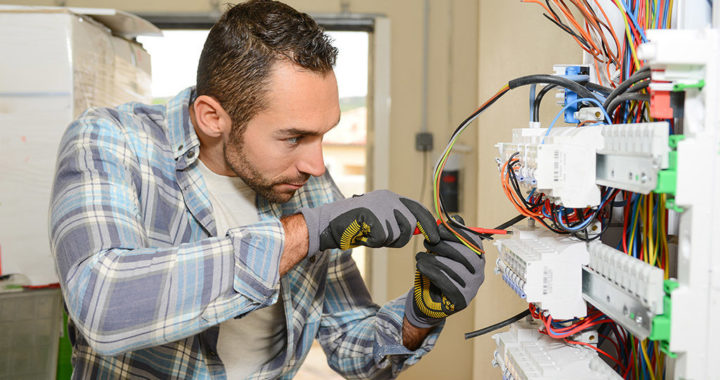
[49,1,485,378]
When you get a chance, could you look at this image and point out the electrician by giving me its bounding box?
[49,0,485,378]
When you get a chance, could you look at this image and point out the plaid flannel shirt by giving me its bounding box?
[49,88,442,379]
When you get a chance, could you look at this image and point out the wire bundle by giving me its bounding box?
[499,151,620,239]
[431,84,510,255]
[523,0,622,85]
[522,0,672,87]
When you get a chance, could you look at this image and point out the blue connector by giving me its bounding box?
[563,66,583,124]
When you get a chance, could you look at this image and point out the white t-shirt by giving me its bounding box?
[197,160,286,379]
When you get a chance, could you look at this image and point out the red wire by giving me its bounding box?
[566,339,627,372]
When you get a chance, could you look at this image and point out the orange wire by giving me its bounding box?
[433,85,510,255]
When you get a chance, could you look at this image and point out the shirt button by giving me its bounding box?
[309,256,316,263]
[208,350,217,358]
[177,144,184,151]
[186,150,196,159]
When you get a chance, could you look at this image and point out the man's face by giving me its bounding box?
[224,60,340,203]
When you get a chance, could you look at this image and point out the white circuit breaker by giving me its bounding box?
[492,319,622,380]
[494,226,589,319]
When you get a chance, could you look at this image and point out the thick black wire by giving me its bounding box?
[532,84,557,122]
[626,79,650,93]
[585,82,613,96]
[603,66,651,109]
[607,93,650,118]
[465,309,531,339]
[508,74,597,100]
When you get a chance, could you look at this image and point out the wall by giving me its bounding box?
[472,1,579,379]
[1,0,481,378]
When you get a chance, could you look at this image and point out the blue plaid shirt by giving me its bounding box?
[49,88,442,379]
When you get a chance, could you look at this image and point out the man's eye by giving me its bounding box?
[286,137,301,145]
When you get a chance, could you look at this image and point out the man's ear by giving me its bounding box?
[192,95,232,138]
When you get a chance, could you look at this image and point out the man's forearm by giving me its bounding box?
[402,317,434,350]
[279,214,309,276]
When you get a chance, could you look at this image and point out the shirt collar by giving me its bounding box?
[166,87,201,169]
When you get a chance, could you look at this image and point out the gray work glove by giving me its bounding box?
[405,216,486,328]
[300,190,440,255]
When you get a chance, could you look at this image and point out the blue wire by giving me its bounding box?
[529,84,536,121]
[622,0,648,43]
[654,0,661,29]
[542,97,612,144]
[553,190,613,232]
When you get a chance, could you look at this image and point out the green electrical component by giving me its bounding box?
[655,135,685,212]
[650,279,678,358]
[673,79,705,91]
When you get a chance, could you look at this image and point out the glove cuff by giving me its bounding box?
[404,288,444,329]
[299,208,320,257]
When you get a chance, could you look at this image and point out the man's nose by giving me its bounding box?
[297,141,326,177]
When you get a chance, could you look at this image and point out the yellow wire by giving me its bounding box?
[628,195,642,257]
[641,339,657,380]
[640,195,647,263]
[653,194,661,267]
[647,194,656,265]
[613,0,642,69]
[656,341,665,378]
[667,0,674,29]
[632,336,639,379]
[660,194,670,279]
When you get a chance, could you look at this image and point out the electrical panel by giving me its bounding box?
[445,1,719,379]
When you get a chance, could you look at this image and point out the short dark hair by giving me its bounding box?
[196,0,338,133]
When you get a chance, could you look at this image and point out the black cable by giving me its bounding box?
[465,309,531,339]
[532,84,557,122]
[585,82,612,96]
[626,79,650,93]
[602,66,651,109]
[606,93,650,117]
[493,215,527,230]
[508,74,597,100]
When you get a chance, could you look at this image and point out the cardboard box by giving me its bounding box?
[0,7,157,284]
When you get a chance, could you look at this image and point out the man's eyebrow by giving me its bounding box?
[274,128,322,137]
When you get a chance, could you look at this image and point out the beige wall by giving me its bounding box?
[1,0,482,378]
[472,2,579,379]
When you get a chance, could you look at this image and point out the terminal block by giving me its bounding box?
[492,319,622,380]
[494,227,589,319]
[582,243,664,339]
[595,122,670,194]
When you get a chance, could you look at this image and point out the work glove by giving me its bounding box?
[405,216,486,328]
[300,190,440,256]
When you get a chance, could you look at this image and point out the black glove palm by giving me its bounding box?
[406,217,486,328]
